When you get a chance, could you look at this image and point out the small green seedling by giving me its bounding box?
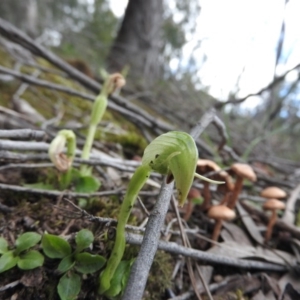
[42,229,106,300]
[0,232,44,273]
[80,73,125,177]
[77,73,125,206]
[99,131,224,295]
[47,74,125,206]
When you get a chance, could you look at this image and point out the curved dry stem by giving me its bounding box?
[194,173,225,184]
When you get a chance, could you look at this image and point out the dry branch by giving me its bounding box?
[214,62,300,109]
[0,129,45,140]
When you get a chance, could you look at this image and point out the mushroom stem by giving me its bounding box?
[265,210,277,242]
[220,192,231,206]
[228,176,243,209]
[200,182,211,211]
[211,219,223,242]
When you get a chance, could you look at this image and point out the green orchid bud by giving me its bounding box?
[142,131,198,206]
[80,73,126,176]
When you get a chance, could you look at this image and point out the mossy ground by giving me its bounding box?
[0,50,173,299]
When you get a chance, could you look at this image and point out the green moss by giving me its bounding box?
[106,131,147,154]
[0,49,147,158]
[144,251,173,300]
[0,48,14,68]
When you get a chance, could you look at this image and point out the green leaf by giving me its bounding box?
[75,229,94,252]
[74,175,101,193]
[58,255,75,273]
[0,237,9,254]
[42,234,71,259]
[57,272,81,300]
[71,168,81,180]
[17,250,44,270]
[74,253,106,274]
[15,232,41,254]
[0,251,18,273]
[23,182,54,190]
[122,258,135,287]
[59,168,73,190]
[104,260,132,298]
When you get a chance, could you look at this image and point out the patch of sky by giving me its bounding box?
[110,0,300,113]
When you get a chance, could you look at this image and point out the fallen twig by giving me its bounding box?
[125,232,287,272]
[214,62,300,109]
[0,129,46,140]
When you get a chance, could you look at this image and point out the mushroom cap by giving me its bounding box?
[208,205,236,221]
[197,159,221,173]
[260,187,287,199]
[230,163,257,182]
[197,159,233,189]
[263,199,286,211]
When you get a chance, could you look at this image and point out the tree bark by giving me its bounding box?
[106,0,164,87]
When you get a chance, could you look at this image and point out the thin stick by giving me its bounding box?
[0,129,45,140]
[170,196,204,300]
[125,232,286,272]
[121,180,175,300]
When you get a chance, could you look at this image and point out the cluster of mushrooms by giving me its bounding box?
[185,160,287,244]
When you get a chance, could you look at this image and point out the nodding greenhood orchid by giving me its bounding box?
[99,131,224,295]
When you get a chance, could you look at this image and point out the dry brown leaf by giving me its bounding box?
[261,273,281,298]
[254,246,296,266]
[210,241,296,266]
[264,291,277,300]
[251,290,265,300]
[209,241,256,258]
[278,272,300,299]
[221,221,253,245]
[282,183,300,224]
[236,202,264,244]
[214,274,260,296]
[194,265,213,293]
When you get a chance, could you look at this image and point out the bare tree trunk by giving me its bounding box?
[26,0,38,37]
[106,0,164,87]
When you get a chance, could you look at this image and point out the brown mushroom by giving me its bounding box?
[260,187,287,199]
[227,163,257,209]
[263,199,285,242]
[208,205,236,242]
[183,188,201,221]
[196,159,224,211]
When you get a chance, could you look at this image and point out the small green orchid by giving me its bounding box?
[99,131,224,295]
